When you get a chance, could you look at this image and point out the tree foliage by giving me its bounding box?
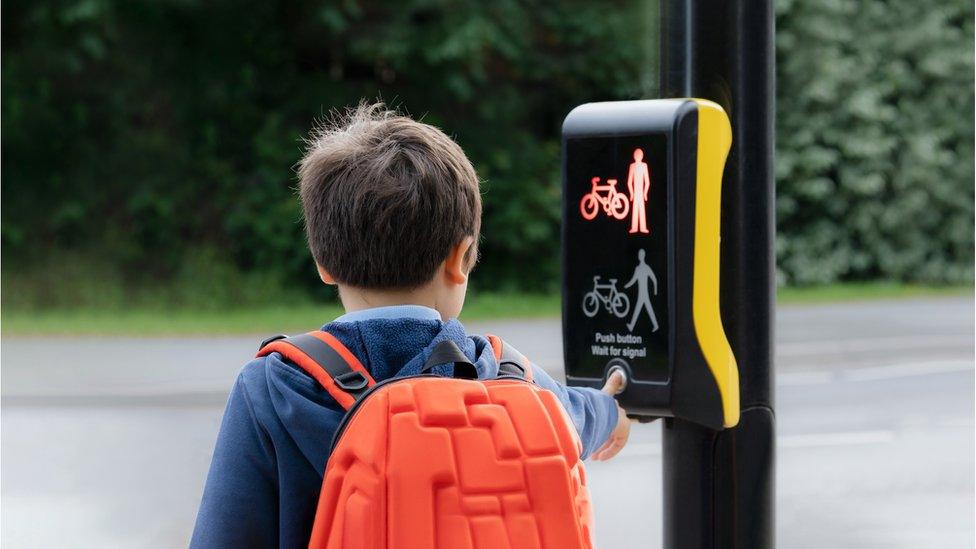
[1,0,972,309]
[2,0,647,300]
[776,0,974,284]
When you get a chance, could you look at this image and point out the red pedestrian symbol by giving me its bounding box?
[627,148,650,234]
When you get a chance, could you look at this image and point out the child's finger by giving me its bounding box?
[593,437,625,461]
[597,435,624,460]
[601,370,626,396]
[591,437,615,461]
[591,441,608,459]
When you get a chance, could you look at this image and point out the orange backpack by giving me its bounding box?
[257,331,594,549]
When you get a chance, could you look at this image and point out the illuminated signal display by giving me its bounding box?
[563,134,670,382]
[579,148,654,234]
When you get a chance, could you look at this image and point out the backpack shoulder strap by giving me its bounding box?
[422,340,479,379]
[256,331,376,410]
[485,334,534,382]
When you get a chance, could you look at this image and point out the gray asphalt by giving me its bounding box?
[2,297,973,548]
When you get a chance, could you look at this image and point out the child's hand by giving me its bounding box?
[591,370,632,461]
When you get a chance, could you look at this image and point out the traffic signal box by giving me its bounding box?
[562,99,739,430]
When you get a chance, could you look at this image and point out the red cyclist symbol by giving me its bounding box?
[580,177,629,221]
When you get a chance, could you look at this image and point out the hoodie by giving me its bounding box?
[191,308,618,548]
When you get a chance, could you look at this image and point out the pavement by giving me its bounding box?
[2,297,973,548]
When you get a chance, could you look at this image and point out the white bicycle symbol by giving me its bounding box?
[582,276,631,318]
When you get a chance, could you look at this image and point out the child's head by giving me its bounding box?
[297,103,481,319]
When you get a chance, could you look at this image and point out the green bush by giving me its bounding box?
[776,0,974,284]
[1,0,647,303]
[1,0,972,310]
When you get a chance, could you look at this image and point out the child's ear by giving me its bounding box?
[316,264,337,285]
[444,236,475,285]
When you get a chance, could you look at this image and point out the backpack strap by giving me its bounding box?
[486,334,534,382]
[422,340,479,379]
[256,331,376,410]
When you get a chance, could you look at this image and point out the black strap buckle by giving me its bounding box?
[334,371,370,394]
[422,340,478,379]
[498,359,527,378]
[258,334,288,351]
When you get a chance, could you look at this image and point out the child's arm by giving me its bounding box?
[528,363,630,460]
[190,370,278,548]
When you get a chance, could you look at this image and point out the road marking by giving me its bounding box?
[778,359,974,386]
[618,442,661,457]
[939,417,975,428]
[614,430,897,458]
[778,334,973,357]
[843,360,974,381]
[778,370,836,386]
[1,391,230,408]
[779,430,895,448]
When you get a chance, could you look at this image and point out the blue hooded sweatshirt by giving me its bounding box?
[191,306,617,548]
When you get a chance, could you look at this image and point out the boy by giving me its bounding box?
[191,103,630,547]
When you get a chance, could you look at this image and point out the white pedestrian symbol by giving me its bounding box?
[624,249,659,332]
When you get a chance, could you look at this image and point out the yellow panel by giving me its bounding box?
[691,99,740,427]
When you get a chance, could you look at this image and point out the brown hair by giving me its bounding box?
[297,103,481,289]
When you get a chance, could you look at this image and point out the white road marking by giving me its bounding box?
[778,359,974,386]
[614,430,898,458]
[618,442,661,457]
[778,430,895,448]
[778,334,973,357]
[939,416,975,428]
[843,359,974,381]
[778,370,836,386]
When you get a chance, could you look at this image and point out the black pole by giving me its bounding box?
[659,1,776,548]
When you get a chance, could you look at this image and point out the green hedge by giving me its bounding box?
[776,0,974,284]
[2,0,972,309]
[2,0,648,301]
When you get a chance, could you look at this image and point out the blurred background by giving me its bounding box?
[1,0,974,548]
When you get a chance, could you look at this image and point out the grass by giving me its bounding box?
[2,283,970,336]
[776,282,972,304]
[0,293,562,336]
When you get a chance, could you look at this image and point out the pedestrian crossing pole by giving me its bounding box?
[659,1,776,547]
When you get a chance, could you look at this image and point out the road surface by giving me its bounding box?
[2,297,973,547]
